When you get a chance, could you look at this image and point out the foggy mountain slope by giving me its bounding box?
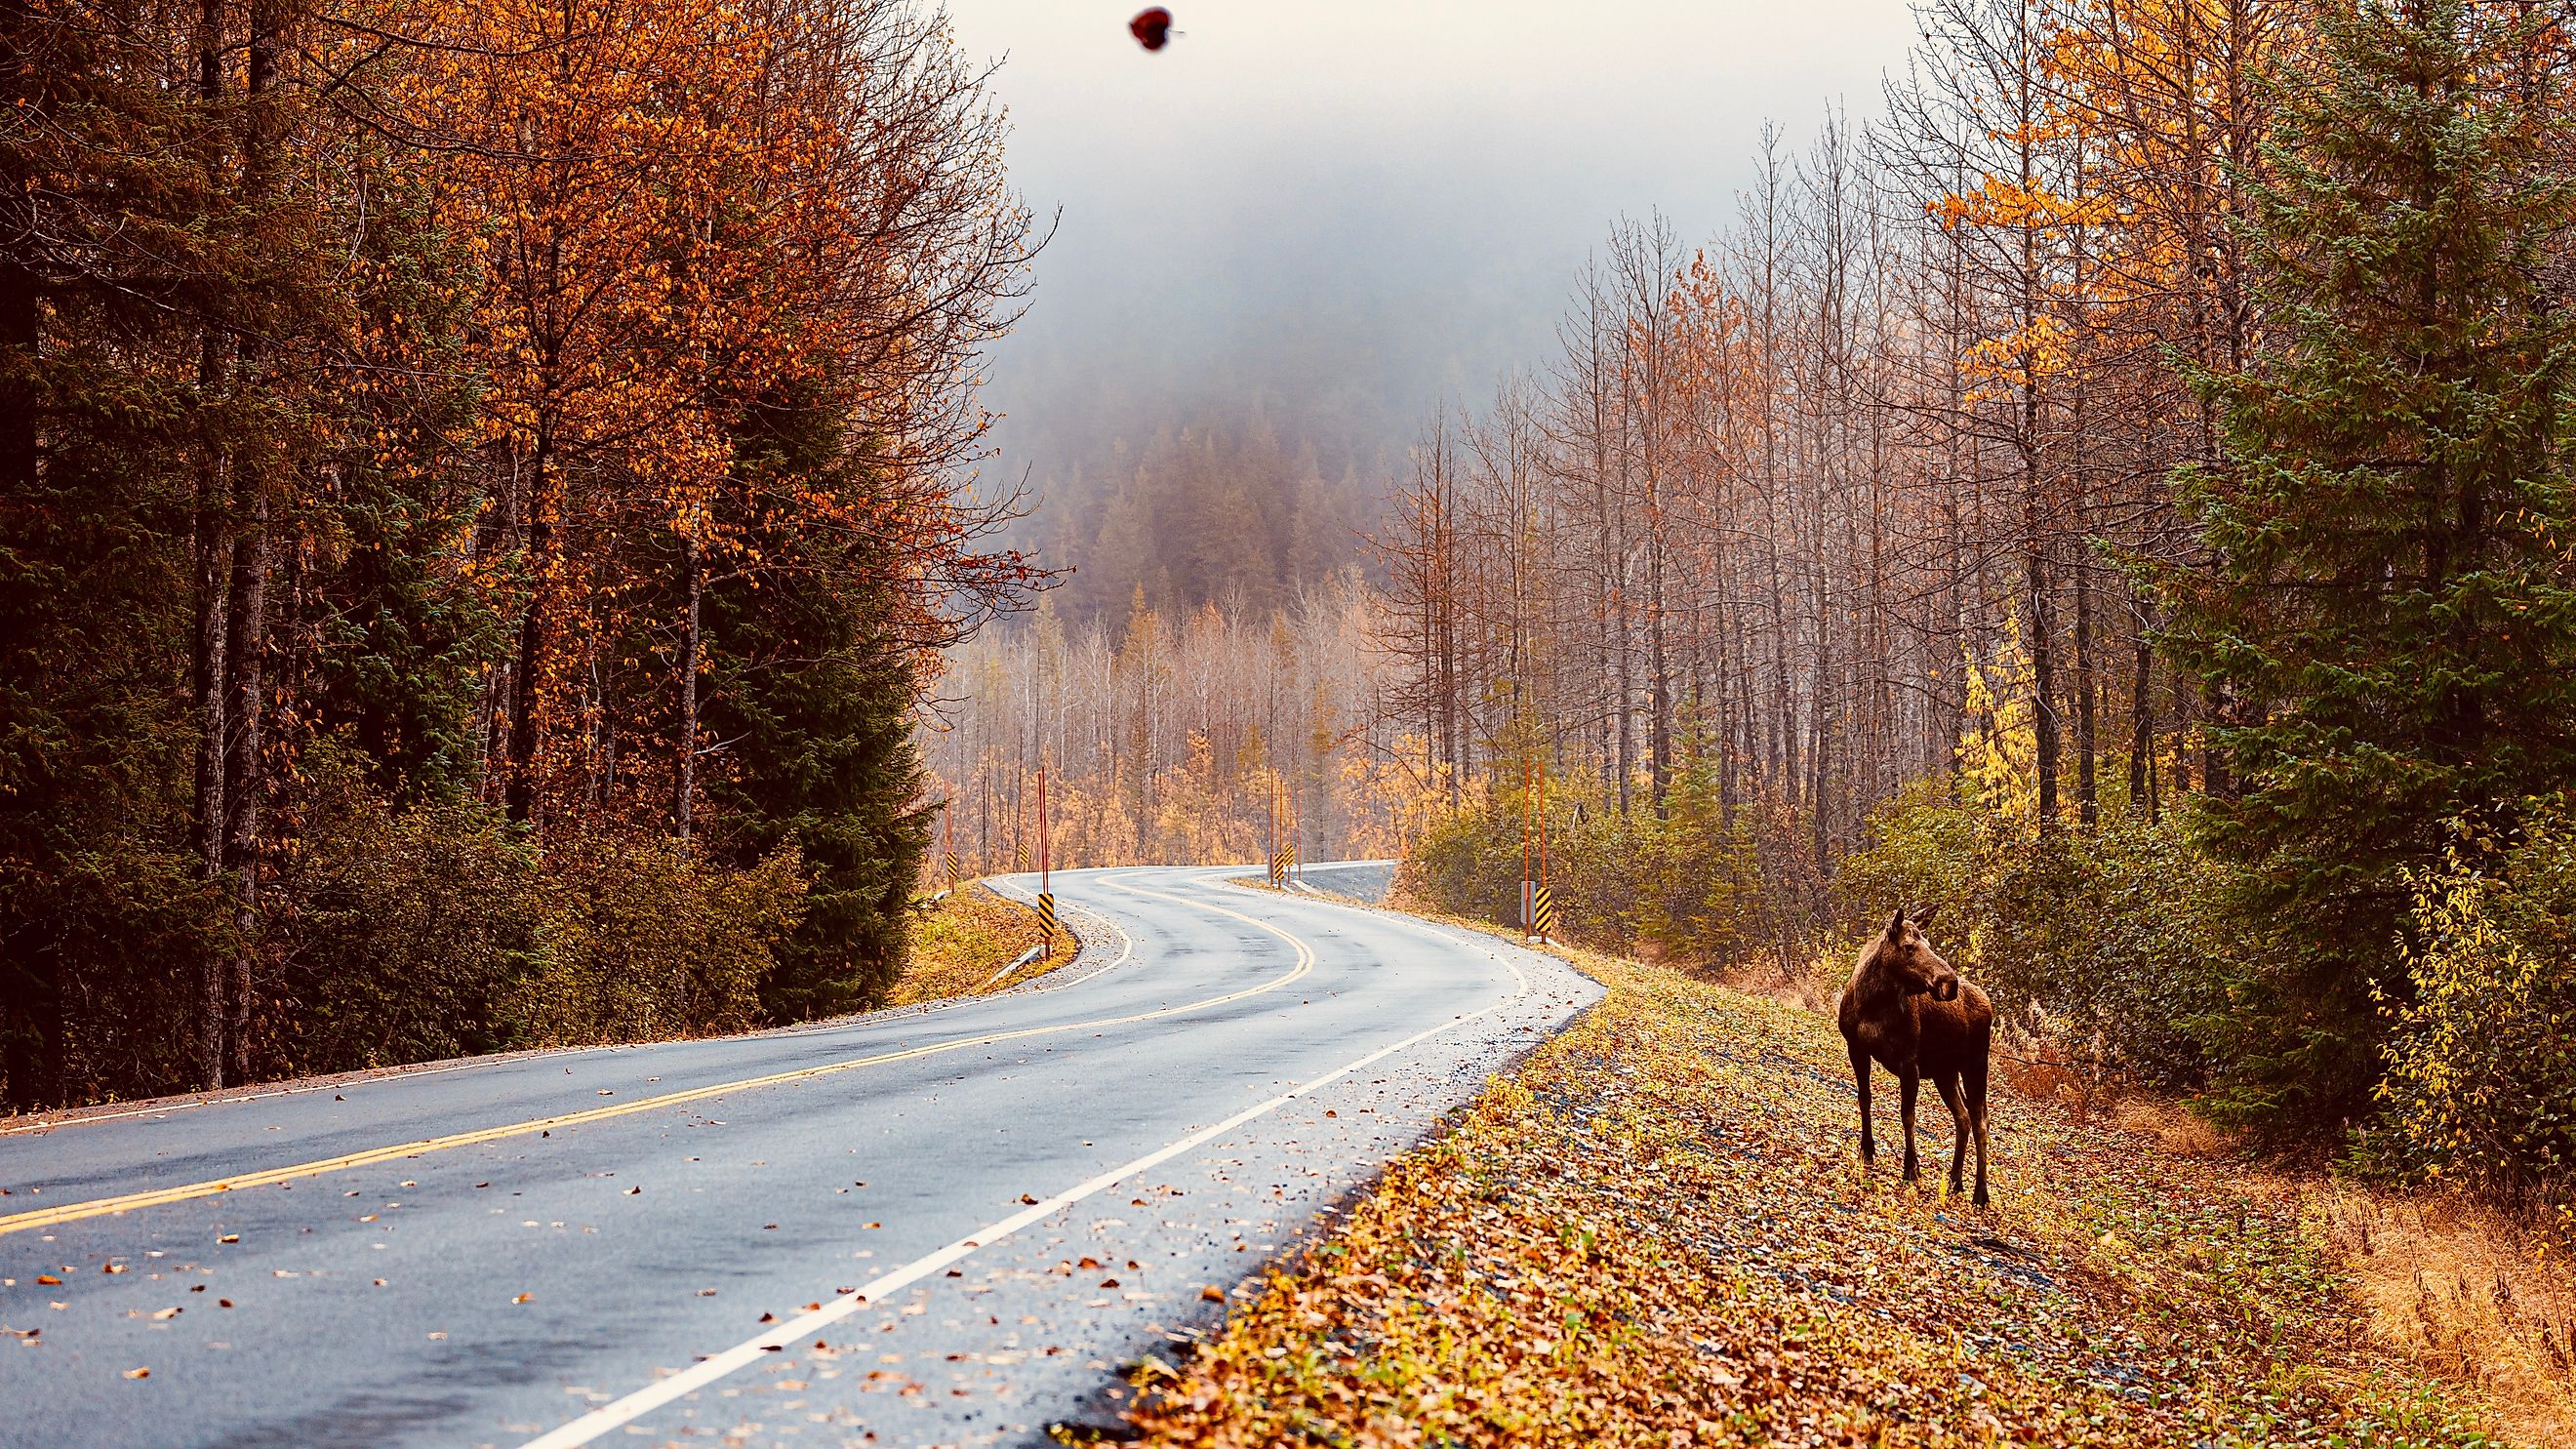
[940,0,1920,624]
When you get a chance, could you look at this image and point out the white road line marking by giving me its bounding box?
[515,885,1534,1449]
[0,878,1306,1236]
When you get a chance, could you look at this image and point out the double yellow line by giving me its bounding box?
[0,877,1311,1238]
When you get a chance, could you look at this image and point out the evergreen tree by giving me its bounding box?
[703,397,934,1023]
[2157,0,2576,1131]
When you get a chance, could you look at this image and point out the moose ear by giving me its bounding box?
[1886,907,1907,939]
[1912,903,1940,931]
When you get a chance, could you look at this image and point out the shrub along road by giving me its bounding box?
[0,865,1594,1448]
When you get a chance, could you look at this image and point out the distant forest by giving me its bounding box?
[1004,417,1387,624]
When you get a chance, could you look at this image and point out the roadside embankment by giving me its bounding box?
[1122,934,2516,1447]
[884,881,1076,1007]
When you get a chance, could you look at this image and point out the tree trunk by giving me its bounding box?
[1647,522,1670,812]
[2073,561,2097,827]
[675,536,703,841]
[2128,628,2154,820]
[2025,508,2059,826]
[0,17,57,1102]
[506,433,554,824]
[190,0,230,1092]
[221,485,266,1087]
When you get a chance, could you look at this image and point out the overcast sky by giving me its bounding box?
[941,0,1923,493]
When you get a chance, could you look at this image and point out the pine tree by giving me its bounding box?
[702,396,934,1021]
[2157,0,2576,1131]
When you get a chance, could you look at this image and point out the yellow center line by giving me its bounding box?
[0,875,1309,1238]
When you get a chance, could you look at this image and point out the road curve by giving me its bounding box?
[0,865,1597,1448]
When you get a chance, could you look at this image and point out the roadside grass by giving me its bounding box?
[884,882,1073,1007]
[2308,1185,2576,1446]
[1122,936,2508,1447]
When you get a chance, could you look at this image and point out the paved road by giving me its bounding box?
[0,865,1596,1449]
[1292,860,1395,905]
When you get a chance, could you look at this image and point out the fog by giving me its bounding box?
[940,0,1921,605]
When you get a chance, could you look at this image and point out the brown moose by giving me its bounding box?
[1837,905,1993,1206]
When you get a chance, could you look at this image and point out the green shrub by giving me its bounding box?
[511,830,809,1047]
[1836,781,2236,1093]
[278,786,546,1072]
[276,744,813,1068]
[2363,808,2576,1242]
[1396,765,1784,976]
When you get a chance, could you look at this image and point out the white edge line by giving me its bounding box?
[516,909,1531,1449]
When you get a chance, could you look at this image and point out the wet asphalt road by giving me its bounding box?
[0,864,1596,1449]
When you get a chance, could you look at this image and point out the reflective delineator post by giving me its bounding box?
[1036,763,1055,945]
[1520,758,1537,939]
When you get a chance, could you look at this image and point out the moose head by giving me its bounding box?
[1874,906,1958,1002]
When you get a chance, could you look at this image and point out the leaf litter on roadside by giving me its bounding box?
[1125,947,2504,1448]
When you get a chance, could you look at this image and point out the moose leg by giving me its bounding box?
[1898,1068,1920,1183]
[1933,1070,1969,1195]
[1965,1057,1992,1207]
[1848,1040,1875,1164]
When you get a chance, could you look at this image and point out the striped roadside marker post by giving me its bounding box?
[1533,884,1558,941]
[1034,762,1055,949]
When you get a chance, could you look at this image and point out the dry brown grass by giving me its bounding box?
[2108,1096,2240,1158]
[884,882,1072,1007]
[2306,1183,2576,1447]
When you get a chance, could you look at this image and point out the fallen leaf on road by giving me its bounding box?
[217,1300,231,1308]
[101,1263,126,1273]
[1020,1194,1039,1205]
[123,1367,148,1380]
[625,1187,641,1195]
[148,1308,179,1320]
[34,1275,59,1286]
[218,1235,237,1244]
[1200,1286,1225,1302]
[758,1312,777,1323]
[511,1293,533,1305]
